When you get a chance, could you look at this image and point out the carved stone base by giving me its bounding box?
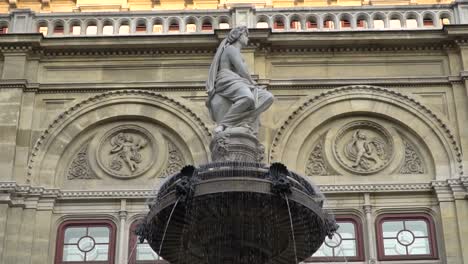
[210,132,264,162]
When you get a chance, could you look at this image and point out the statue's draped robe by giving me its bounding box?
[206,40,273,130]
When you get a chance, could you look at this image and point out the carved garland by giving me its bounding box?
[67,143,99,180]
[270,85,463,176]
[399,140,425,174]
[160,141,185,178]
[27,89,212,183]
[305,139,331,176]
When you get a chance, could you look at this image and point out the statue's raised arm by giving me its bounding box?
[206,26,274,135]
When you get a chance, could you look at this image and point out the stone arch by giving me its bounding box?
[27,90,212,186]
[270,85,462,179]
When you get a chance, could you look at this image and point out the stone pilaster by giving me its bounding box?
[31,199,54,264]
[433,181,463,264]
[1,207,24,264]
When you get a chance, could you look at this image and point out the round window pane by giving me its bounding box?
[397,230,415,246]
[324,233,342,248]
[77,236,95,252]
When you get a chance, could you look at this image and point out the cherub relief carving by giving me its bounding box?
[109,132,147,173]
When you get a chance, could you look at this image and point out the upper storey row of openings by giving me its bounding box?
[0,0,455,13]
[0,3,457,36]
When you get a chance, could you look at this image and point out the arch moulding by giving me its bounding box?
[27,89,212,185]
[270,85,463,178]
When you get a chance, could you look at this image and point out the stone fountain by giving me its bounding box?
[136,26,337,264]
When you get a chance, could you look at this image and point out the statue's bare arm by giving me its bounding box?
[225,47,255,85]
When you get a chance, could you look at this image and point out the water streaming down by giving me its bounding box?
[136,162,338,264]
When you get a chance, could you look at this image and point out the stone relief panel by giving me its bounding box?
[160,140,185,178]
[399,139,426,174]
[67,142,99,180]
[333,121,394,175]
[298,116,431,179]
[61,118,196,185]
[305,137,333,176]
[96,125,156,178]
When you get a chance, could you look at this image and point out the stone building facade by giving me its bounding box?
[1,0,468,263]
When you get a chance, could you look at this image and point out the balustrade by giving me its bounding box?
[0,4,464,36]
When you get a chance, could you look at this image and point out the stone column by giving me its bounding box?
[0,202,9,261]
[433,181,463,264]
[31,199,54,264]
[2,206,24,264]
[118,199,129,264]
[16,204,37,263]
[450,179,468,264]
[363,193,377,264]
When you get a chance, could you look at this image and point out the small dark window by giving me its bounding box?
[54,25,64,35]
[169,22,179,32]
[341,20,351,28]
[136,24,147,33]
[306,20,317,29]
[202,22,213,31]
[0,25,8,34]
[274,20,284,30]
[423,18,434,27]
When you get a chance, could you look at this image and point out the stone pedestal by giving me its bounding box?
[210,131,264,162]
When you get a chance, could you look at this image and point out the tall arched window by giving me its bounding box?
[55,220,117,264]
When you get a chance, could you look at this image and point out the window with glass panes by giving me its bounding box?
[129,220,169,264]
[309,216,364,262]
[376,214,438,260]
[55,220,116,264]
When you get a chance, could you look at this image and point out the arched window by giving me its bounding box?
[86,22,98,35]
[389,15,402,29]
[306,17,318,29]
[168,21,180,32]
[439,14,451,26]
[310,215,364,261]
[340,18,351,29]
[37,22,48,36]
[218,17,230,29]
[323,18,335,30]
[406,14,419,28]
[185,17,197,33]
[53,23,64,35]
[273,17,285,30]
[136,20,147,33]
[423,15,435,27]
[373,15,385,29]
[152,20,163,33]
[119,21,130,35]
[356,17,368,29]
[55,220,116,264]
[128,220,168,264]
[202,21,213,31]
[70,21,81,35]
[0,24,7,34]
[376,214,438,260]
[290,17,301,30]
[103,21,113,35]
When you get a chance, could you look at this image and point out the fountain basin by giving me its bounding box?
[138,162,336,264]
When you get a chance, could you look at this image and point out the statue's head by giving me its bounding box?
[227,26,249,47]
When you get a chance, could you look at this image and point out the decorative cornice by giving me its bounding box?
[269,44,452,54]
[27,89,212,183]
[319,183,432,193]
[270,85,463,176]
[42,48,216,57]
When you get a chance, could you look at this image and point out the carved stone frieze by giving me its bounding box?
[67,143,99,180]
[97,125,156,178]
[306,139,332,176]
[160,141,185,178]
[334,121,394,174]
[399,140,425,174]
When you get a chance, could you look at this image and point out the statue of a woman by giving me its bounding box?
[206,26,274,134]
